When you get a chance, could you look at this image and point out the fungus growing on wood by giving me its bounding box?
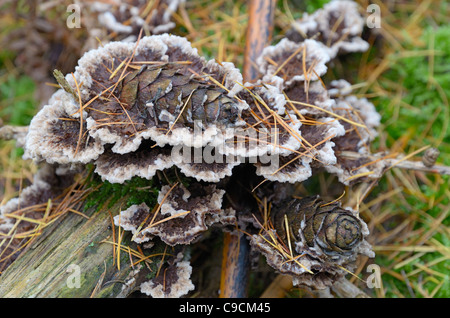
[0,163,78,268]
[23,34,251,184]
[286,0,369,59]
[23,90,104,165]
[257,38,330,89]
[171,147,242,182]
[0,164,56,233]
[250,196,374,289]
[283,80,336,116]
[114,183,226,246]
[91,0,184,38]
[66,34,246,153]
[229,82,303,159]
[140,253,195,298]
[324,80,384,185]
[94,141,174,184]
[15,28,382,297]
[254,117,345,183]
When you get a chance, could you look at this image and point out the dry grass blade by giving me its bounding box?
[284,214,293,258]
[288,100,366,128]
[109,59,128,80]
[0,170,94,270]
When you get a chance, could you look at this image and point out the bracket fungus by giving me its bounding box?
[90,0,184,39]
[238,0,378,289]
[285,0,369,59]
[15,7,382,294]
[254,117,346,184]
[114,183,227,246]
[250,196,374,289]
[24,34,250,184]
[0,163,72,233]
[257,38,331,88]
[141,257,195,298]
[0,163,78,268]
[139,251,195,298]
[324,80,384,185]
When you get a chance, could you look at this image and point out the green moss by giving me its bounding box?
[83,164,196,213]
[83,170,159,212]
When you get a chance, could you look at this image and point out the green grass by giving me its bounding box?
[0,51,37,126]
[356,6,450,298]
[376,25,450,162]
[0,50,38,193]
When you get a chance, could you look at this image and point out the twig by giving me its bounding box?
[243,0,276,82]
[339,150,450,175]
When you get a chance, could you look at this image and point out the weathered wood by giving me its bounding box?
[331,278,370,298]
[243,0,276,82]
[219,0,276,298]
[0,199,148,298]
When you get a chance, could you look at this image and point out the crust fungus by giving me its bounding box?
[171,147,242,183]
[114,183,226,246]
[228,82,304,159]
[0,164,54,233]
[283,80,336,116]
[285,0,369,59]
[66,34,246,153]
[250,196,374,289]
[94,141,174,184]
[0,163,77,267]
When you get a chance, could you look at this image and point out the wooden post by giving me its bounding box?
[0,199,150,298]
[219,0,276,298]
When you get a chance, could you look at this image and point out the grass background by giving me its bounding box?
[0,0,448,297]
